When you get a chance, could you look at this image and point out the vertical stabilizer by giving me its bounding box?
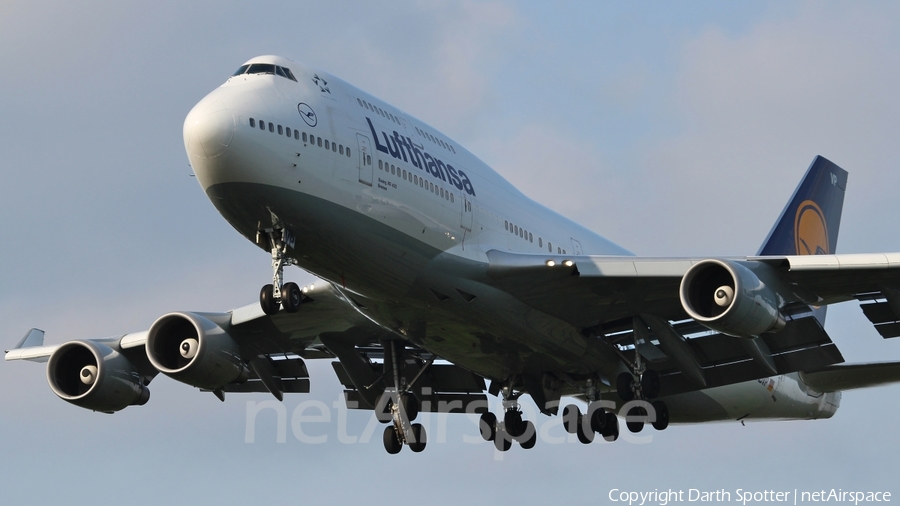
[757,156,847,257]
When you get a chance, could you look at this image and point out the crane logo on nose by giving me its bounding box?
[297,103,317,127]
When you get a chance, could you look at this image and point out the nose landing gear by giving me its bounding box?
[257,227,302,316]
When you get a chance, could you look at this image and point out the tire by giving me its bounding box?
[479,412,497,441]
[602,412,619,442]
[400,393,419,422]
[409,423,427,453]
[626,405,646,433]
[494,428,512,452]
[651,400,670,431]
[520,421,537,449]
[260,284,279,315]
[282,282,302,313]
[383,426,402,454]
[504,409,525,438]
[576,414,594,444]
[562,404,580,434]
[641,369,661,399]
[375,393,393,424]
[590,405,608,433]
[617,372,635,402]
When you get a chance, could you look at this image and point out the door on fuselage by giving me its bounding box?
[356,133,373,186]
[460,196,473,231]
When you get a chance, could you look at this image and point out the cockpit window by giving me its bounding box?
[247,63,276,75]
[281,67,298,82]
[232,63,298,82]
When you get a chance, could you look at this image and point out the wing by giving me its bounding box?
[6,281,486,413]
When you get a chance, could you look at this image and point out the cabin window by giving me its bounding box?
[538,238,542,247]
[450,194,454,203]
[269,123,274,133]
[260,120,265,130]
[357,98,363,107]
[317,137,322,147]
[379,160,383,170]
[548,242,552,252]
[339,145,344,155]
[346,148,351,157]
[332,143,337,152]
[277,125,283,135]
[294,130,299,140]
[249,118,256,128]
[285,127,291,137]
[325,140,330,150]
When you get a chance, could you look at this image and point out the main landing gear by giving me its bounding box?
[478,382,537,452]
[258,227,301,316]
[378,341,428,454]
[615,348,670,433]
[561,378,619,444]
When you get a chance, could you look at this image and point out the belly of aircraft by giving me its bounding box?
[204,181,623,382]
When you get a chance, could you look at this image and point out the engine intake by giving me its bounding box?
[146,312,248,390]
[47,341,148,413]
[680,259,785,338]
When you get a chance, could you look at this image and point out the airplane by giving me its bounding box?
[9,55,900,454]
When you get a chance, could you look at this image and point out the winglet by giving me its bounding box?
[6,328,44,353]
[757,156,848,256]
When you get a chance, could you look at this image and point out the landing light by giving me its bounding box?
[546,260,556,267]
[564,260,574,267]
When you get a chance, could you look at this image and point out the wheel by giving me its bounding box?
[479,412,497,441]
[400,393,419,422]
[651,400,670,431]
[375,393,393,424]
[589,405,608,433]
[617,372,635,402]
[562,404,580,434]
[601,412,619,442]
[408,423,427,453]
[282,282,302,313]
[383,426,402,454]
[576,414,594,444]
[519,421,537,449]
[504,409,525,438]
[493,428,512,452]
[641,369,661,399]
[260,284,279,315]
[626,405,647,433]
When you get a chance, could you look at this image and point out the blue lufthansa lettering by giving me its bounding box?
[366,116,475,196]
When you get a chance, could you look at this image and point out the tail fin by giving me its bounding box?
[757,155,848,256]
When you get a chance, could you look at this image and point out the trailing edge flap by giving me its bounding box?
[800,362,900,392]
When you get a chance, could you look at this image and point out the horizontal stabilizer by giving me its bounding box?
[800,362,900,392]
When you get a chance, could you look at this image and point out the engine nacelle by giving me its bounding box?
[146,312,248,390]
[679,259,786,338]
[46,341,149,413]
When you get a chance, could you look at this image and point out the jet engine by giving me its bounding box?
[146,312,249,390]
[679,259,785,338]
[46,341,149,413]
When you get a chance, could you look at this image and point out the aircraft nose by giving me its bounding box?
[184,101,235,159]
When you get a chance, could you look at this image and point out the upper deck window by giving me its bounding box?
[232,63,298,82]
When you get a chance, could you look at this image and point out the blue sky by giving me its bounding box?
[2,1,900,504]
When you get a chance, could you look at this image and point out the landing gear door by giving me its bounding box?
[460,196,473,231]
[356,133,373,186]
